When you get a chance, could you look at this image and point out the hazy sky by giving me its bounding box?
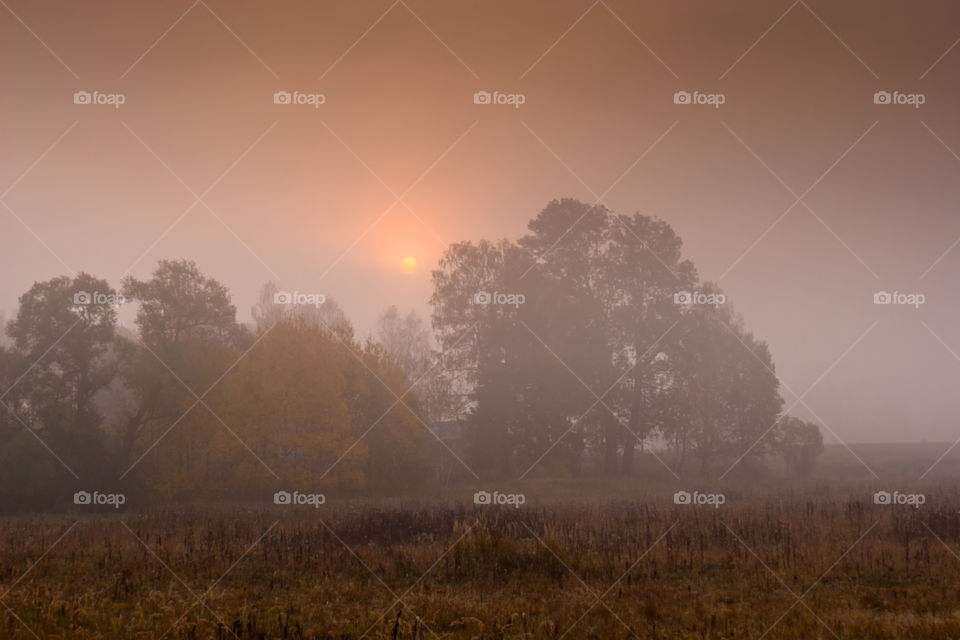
[2,0,960,443]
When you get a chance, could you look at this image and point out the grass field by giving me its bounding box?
[4,476,960,639]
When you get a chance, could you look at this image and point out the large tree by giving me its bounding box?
[431,199,796,478]
[117,260,249,482]
[0,273,122,508]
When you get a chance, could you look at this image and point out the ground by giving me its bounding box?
[4,474,960,639]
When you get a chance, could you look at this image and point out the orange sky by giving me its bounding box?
[2,0,960,443]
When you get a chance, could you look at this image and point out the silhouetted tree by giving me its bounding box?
[0,273,122,508]
[117,260,249,485]
[431,199,798,479]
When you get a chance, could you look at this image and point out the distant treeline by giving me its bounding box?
[0,199,822,511]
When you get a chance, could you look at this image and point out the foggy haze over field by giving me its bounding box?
[9,4,960,639]
[3,0,960,447]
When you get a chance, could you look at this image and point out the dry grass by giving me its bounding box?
[3,488,960,639]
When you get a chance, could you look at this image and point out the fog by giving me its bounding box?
[8,4,960,639]
[2,0,959,452]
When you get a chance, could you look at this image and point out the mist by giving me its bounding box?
[3,2,960,638]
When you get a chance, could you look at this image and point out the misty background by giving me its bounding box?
[2,0,960,444]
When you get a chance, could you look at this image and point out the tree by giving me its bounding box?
[375,306,432,385]
[518,200,619,475]
[123,259,244,351]
[774,416,824,477]
[341,338,431,490]
[252,280,350,336]
[513,200,703,476]
[431,239,516,476]
[205,318,430,495]
[374,305,458,431]
[0,273,122,508]
[207,319,357,495]
[665,287,782,476]
[118,260,249,490]
[604,213,697,474]
[6,274,120,428]
[430,199,786,479]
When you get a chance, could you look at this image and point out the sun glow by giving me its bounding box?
[400,256,418,273]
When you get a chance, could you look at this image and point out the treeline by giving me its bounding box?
[0,199,823,511]
[430,199,823,479]
[0,262,432,511]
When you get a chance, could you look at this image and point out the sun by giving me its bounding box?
[400,256,418,273]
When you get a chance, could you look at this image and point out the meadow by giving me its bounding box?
[4,475,960,639]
